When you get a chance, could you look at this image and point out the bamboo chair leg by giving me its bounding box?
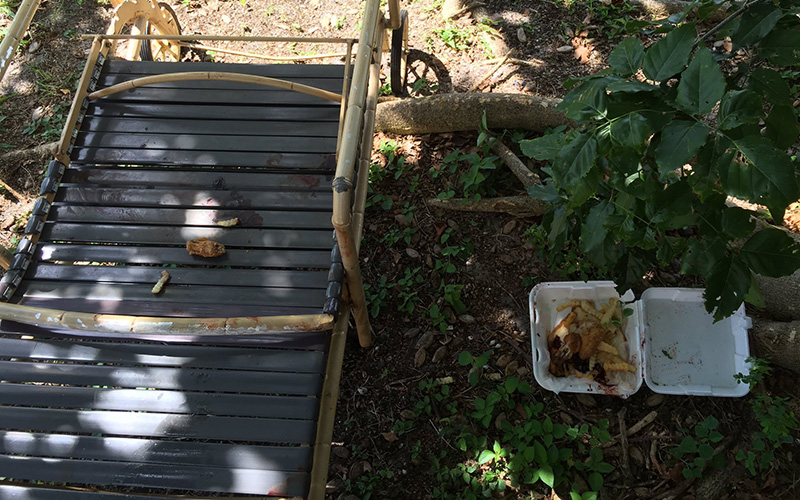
[338,228,372,347]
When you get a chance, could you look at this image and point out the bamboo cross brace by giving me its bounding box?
[0,302,334,335]
[87,71,343,103]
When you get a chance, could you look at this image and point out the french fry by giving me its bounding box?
[580,301,603,320]
[557,300,581,312]
[597,341,618,356]
[600,298,617,325]
[604,361,637,373]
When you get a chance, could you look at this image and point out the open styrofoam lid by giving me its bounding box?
[640,288,751,397]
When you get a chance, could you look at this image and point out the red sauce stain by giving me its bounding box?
[292,174,321,188]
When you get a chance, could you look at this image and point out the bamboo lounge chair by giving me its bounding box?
[0,0,408,497]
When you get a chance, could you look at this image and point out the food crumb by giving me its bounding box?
[217,217,240,227]
[151,270,171,294]
[186,237,226,257]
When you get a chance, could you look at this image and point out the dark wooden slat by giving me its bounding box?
[0,384,318,419]
[101,88,339,106]
[0,484,188,500]
[74,132,337,154]
[0,455,308,496]
[0,431,311,471]
[54,186,332,210]
[41,223,334,249]
[86,101,342,121]
[16,281,326,307]
[70,148,337,168]
[26,264,327,289]
[61,167,332,191]
[50,206,332,229]
[103,59,344,78]
[0,360,321,395]
[79,116,338,137]
[0,322,330,350]
[35,244,332,268]
[0,336,326,373]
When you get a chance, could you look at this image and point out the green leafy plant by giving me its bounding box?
[434,25,471,51]
[670,416,726,478]
[523,8,800,321]
[364,275,392,318]
[396,266,424,313]
[734,357,798,475]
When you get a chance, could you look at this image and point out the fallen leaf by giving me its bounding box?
[381,431,399,443]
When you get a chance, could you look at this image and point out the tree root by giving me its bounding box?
[374,93,568,135]
[0,141,57,174]
[427,195,548,217]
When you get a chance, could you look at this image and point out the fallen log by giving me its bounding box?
[427,195,548,217]
[374,93,569,135]
[751,319,800,375]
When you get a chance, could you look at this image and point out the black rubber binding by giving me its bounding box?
[324,233,345,317]
[25,216,45,235]
[32,198,51,217]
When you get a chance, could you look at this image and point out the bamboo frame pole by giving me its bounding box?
[56,36,107,161]
[87,71,342,102]
[352,49,383,252]
[388,0,402,30]
[178,42,350,62]
[331,0,383,348]
[0,248,12,270]
[0,302,334,334]
[336,40,355,154]
[307,303,350,500]
[125,16,148,61]
[81,34,357,44]
[0,0,42,83]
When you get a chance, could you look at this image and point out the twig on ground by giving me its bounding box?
[0,179,24,202]
[469,49,515,92]
[694,0,750,49]
[602,410,659,447]
[490,138,541,187]
[652,478,694,500]
[618,407,633,487]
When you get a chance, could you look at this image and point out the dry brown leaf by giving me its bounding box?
[186,237,226,257]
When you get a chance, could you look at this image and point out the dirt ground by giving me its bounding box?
[1,1,799,499]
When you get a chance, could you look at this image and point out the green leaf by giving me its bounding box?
[642,23,696,82]
[699,443,715,460]
[478,449,495,464]
[524,446,536,462]
[594,462,614,474]
[553,133,597,187]
[725,136,799,219]
[717,90,763,130]
[581,201,614,253]
[534,440,547,465]
[765,104,800,150]
[608,37,645,76]
[759,29,800,66]
[527,181,563,203]
[615,251,647,289]
[505,377,520,393]
[748,68,791,106]
[588,472,603,491]
[610,112,651,151]
[543,416,554,434]
[745,278,766,308]
[682,238,726,276]
[538,465,555,488]
[458,351,473,366]
[705,256,751,321]
[520,133,567,161]
[655,120,709,176]
[606,81,659,93]
[741,229,800,278]
[548,205,569,242]
[675,47,725,116]
[731,4,783,47]
[559,78,611,121]
[720,207,756,239]
[678,436,698,453]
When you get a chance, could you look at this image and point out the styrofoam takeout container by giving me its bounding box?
[529,281,752,398]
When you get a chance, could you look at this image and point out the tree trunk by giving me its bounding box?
[374,94,569,135]
[751,319,800,374]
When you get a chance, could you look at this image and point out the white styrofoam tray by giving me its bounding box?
[529,281,751,398]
